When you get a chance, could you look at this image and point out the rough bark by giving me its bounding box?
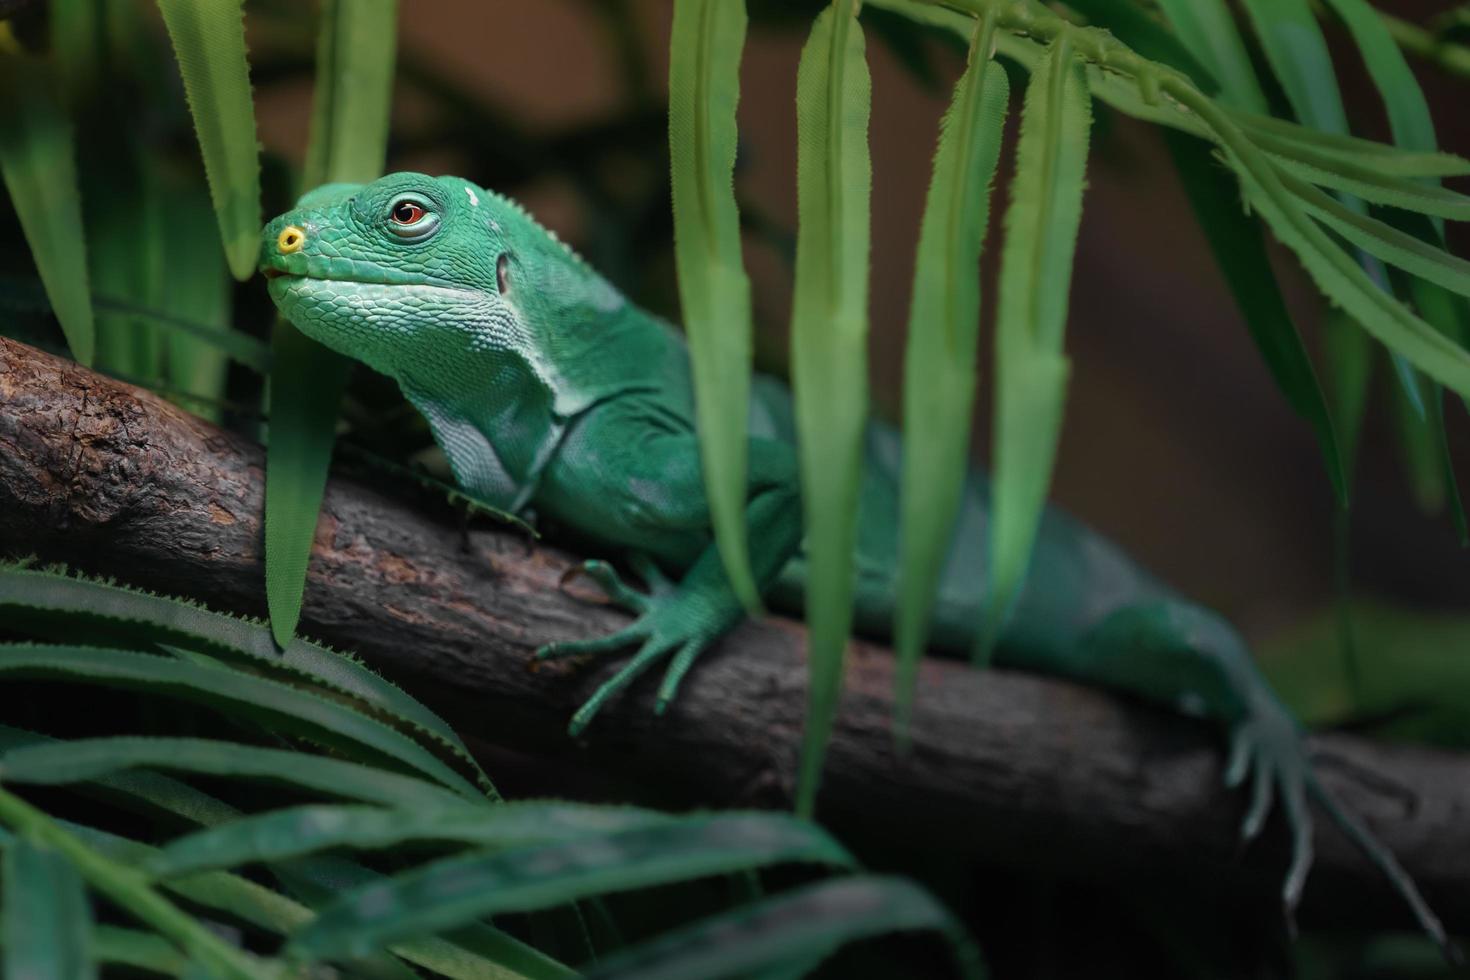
[1,336,1467,934]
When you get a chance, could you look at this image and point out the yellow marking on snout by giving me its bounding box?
[277,226,306,254]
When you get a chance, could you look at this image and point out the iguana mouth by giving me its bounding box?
[261,267,292,281]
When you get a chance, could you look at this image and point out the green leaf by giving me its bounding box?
[1322,308,1374,477]
[1238,0,1346,134]
[2,727,540,980]
[277,856,567,980]
[793,0,870,822]
[91,927,189,977]
[1228,156,1470,398]
[1268,153,1470,221]
[1318,0,1467,531]
[1290,179,1470,299]
[980,40,1091,661]
[586,877,982,980]
[155,0,263,282]
[1322,0,1437,155]
[288,813,856,961]
[668,0,759,610]
[4,837,96,980]
[0,737,465,810]
[0,55,95,366]
[0,644,484,801]
[1237,0,1425,424]
[1235,120,1470,180]
[790,0,872,820]
[147,802,675,879]
[895,23,1008,734]
[1165,132,1346,504]
[64,821,314,944]
[156,172,233,420]
[303,0,398,190]
[268,0,398,648]
[1153,0,1268,112]
[0,564,487,793]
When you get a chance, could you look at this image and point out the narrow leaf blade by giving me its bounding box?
[155,0,263,281]
[981,42,1092,660]
[287,814,856,960]
[790,0,872,819]
[0,56,95,365]
[585,876,984,980]
[895,31,1009,732]
[267,0,398,647]
[4,838,96,980]
[668,0,760,609]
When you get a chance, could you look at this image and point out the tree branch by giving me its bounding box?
[1,336,1467,933]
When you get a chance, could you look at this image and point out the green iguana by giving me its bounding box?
[261,172,1444,944]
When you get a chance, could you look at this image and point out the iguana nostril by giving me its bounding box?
[277,226,306,254]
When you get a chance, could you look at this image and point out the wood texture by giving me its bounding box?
[1,336,1467,934]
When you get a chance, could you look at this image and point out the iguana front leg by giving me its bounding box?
[532,402,800,735]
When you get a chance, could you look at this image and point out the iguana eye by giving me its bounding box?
[391,201,424,224]
[386,197,439,240]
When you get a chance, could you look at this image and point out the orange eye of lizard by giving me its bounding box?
[391,201,426,225]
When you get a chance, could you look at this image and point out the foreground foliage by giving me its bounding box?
[0,563,979,978]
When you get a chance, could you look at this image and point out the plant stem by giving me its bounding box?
[0,786,277,980]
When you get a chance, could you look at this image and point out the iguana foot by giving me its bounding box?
[1224,697,1314,914]
[1226,695,1451,955]
[538,557,738,736]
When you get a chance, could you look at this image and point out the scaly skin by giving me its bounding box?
[261,173,1443,940]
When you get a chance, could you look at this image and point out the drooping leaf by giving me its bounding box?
[0,644,484,800]
[0,737,465,810]
[267,0,398,648]
[3,837,96,980]
[668,0,759,609]
[1268,153,1470,221]
[1153,0,1268,112]
[1161,90,1470,403]
[0,564,487,791]
[1320,0,1468,530]
[979,40,1091,661]
[1228,163,1470,399]
[895,20,1009,734]
[147,802,675,879]
[584,876,984,980]
[1290,179,1470,299]
[0,55,95,365]
[789,0,872,819]
[1238,0,1424,429]
[1236,126,1470,181]
[287,813,856,960]
[155,0,263,281]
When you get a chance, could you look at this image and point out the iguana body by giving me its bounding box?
[261,173,1440,936]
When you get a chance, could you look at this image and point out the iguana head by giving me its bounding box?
[259,172,615,389]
